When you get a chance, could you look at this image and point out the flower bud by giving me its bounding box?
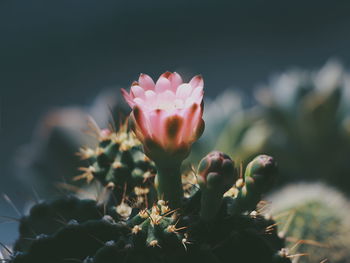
[244,154,277,193]
[228,154,277,215]
[197,151,237,221]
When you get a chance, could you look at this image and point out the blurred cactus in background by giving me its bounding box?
[268,183,350,263]
[15,89,129,199]
[190,90,247,163]
[190,89,266,169]
[213,60,350,192]
[7,73,294,263]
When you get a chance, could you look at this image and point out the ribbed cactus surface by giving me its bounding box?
[75,123,157,207]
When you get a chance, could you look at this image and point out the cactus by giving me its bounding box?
[15,90,129,199]
[10,153,291,263]
[8,72,294,263]
[268,183,350,263]
[74,122,157,207]
[215,61,350,193]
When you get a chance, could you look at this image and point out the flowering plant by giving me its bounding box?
[121,72,204,162]
[8,72,293,263]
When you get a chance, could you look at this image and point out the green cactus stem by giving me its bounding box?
[154,161,183,209]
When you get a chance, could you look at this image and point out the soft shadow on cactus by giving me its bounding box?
[267,183,350,263]
[7,73,293,263]
[215,60,350,193]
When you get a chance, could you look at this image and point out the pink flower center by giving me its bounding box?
[132,83,202,112]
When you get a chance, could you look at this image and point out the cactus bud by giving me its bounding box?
[197,151,237,221]
[229,154,277,215]
[244,154,277,193]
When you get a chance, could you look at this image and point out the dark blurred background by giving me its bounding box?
[1,0,350,243]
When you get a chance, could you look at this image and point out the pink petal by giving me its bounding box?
[192,118,205,142]
[169,72,183,91]
[155,77,171,93]
[181,103,202,142]
[176,84,193,99]
[174,99,184,108]
[160,71,172,78]
[138,73,155,90]
[191,86,204,103]
[131,85,145,99]
[163,114,185,150]
[185,97,196,108]
[133,97,145,106]
[158,90,175,104]
[189,75,204,88]
[121,88,135,108]
[132,106,152,139]
[148,109,166,146]
[145,90,157,109]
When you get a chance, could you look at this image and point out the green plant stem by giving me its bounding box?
[154,162,183,209]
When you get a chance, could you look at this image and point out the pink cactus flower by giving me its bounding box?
[121,72,205,161]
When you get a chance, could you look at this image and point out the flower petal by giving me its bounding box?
[191,86,204,103]
[139,73,155,90]
[144,90,157,109]
[176,83,193,99]
[160,71,172,78]
[121,88,135,108]
[164,114,184,150]
[132,106,152,139]
[169,72,183,91]
[133,97,145,107]
[148,109,166,146]
[156,90,176,110]
[189,75,204,88]
[174,99,184,108]
[155,77,171,93]
[131,85,145,99]
[181,103,202,142]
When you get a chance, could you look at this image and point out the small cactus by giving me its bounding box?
[268,183,350,263]
[227,154,277,215]
[75,122,157,207]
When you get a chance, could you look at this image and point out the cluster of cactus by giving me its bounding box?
[17,62,350,197]
[207,61,350,192]
[268,183,350,263]
[10,144,292,263]
[7,72,311,263]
